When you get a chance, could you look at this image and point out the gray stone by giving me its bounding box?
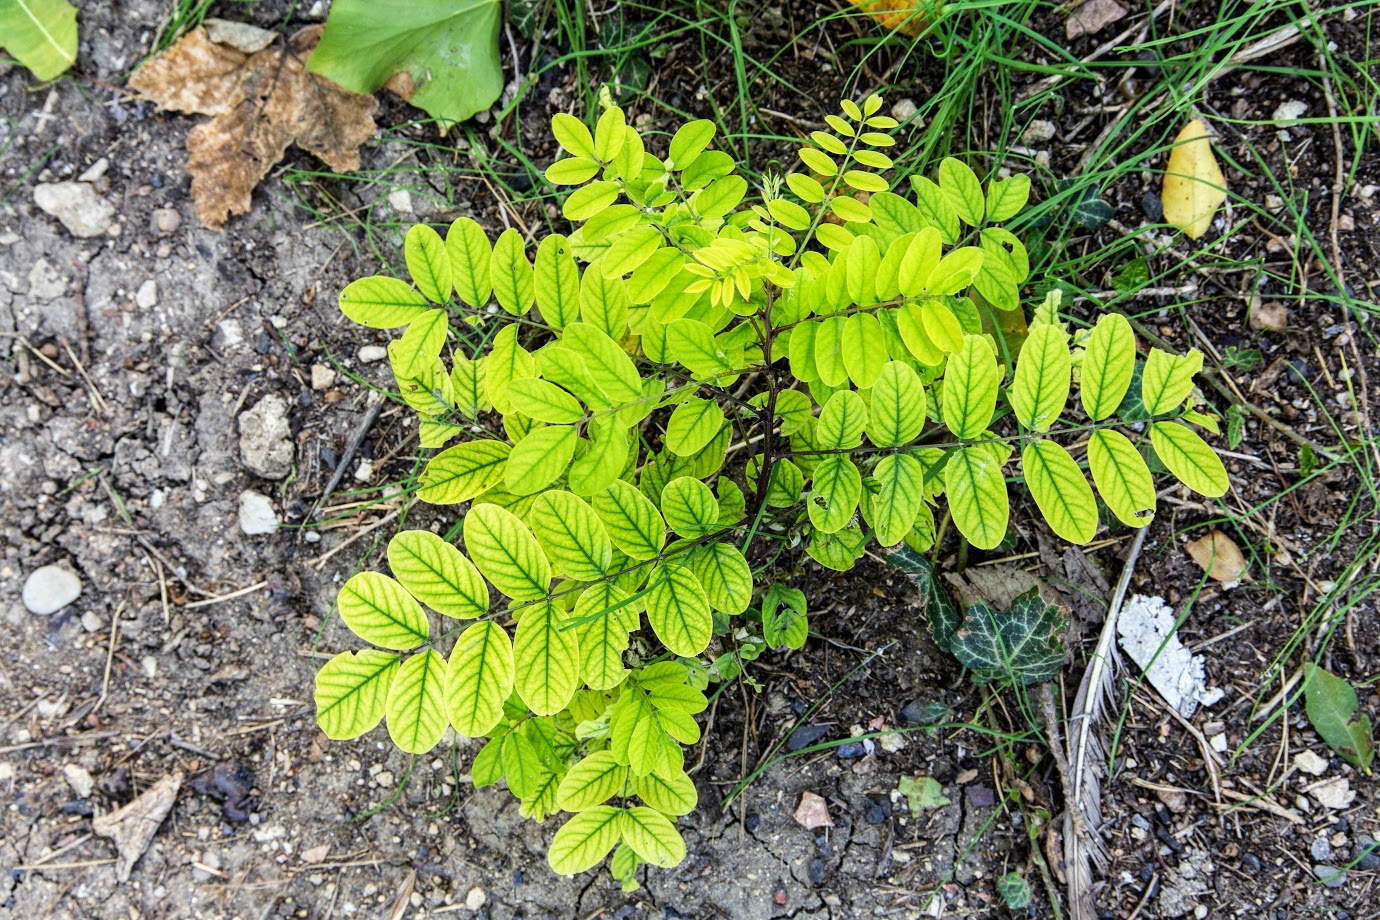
[1023,120,1056,145]
[1309,837,1332,861]
[22,565,83,615]
[238,490,279,535]
[135,279,158,309]
[151,207,181,236]
[890,98,918,122]
[1314,865,1347,888]
[358,345,388,363]
[63,763,95,798]
[27,258,68,300]
[238,395,294,479]
[33,182,116,238]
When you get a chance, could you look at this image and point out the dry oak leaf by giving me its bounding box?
[845,0,939,37]
[1162,118,1227,240]
[93,771,183,881]
[793,791,834,829]
[128,26,378,230]
[1185,530,1249,583]
[1065,0,1128,39]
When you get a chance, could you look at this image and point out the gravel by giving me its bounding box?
[32,181,117,237]
[238,490,279,535]
[238,394,294,479]
[22,564,83,615]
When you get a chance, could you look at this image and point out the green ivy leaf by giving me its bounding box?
[950,589,1068,685]
[997,872,1033,910]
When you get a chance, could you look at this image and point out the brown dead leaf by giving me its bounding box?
[128,26,377,230]
[93,772,183,881]
[1185,531,1250,583]
[845,0,939,37]
[793,791,834,829]
[1066,0,1128,39]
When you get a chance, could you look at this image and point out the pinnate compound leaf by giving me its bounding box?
[573,583,640,690]
[871,453,925,547]
[951,589,1068,685]
[594,480,666,560]
[1141,347,1204,417]
[944,446,1009,550]
[505,425,578,494]
[464,503,551,600]
[1010,323,1071,432]
[619,807,686,868]
[338,276,430,329]
[633,769,698,816]
[1087,430,1155,526]
[1022,441,1098,544]
[418,440,510,504]
[0,0,77,80]
[388,530,488,619]
[306,0,502,126]
[646,564,713,657]
[1150,421,1228,497]
[1162,118,1227,240]
[404,224,452,303]
[528,490,613,581]
[557,751,629,811]
[1080,313,1136,421]
[1302,663,1374,774]
[385,648,448,754]
[665,397,726,457]
[807,455,862,534]
[549,806,623,874]
[943,335,1000,439]
[867,361,926,448]
[513,601,580,715]
[445,620,514,737]
[315,649,398,740]
[338,571,429,649]
[660,477,719,538]
[691,542,753,615]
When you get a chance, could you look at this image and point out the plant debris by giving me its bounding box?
[1117,594,1223,717]
[190,761,258,822]
[1185,530,1250,583]
[127,25,378,230]
[92,772,183,881]
[1163,118,1227,240]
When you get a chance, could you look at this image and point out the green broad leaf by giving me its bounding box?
[549,806,623,875]
[806,522,868,571]
[1080,313,1137,421]
[564,181,621,221]
[518,770,562,822]
[464,503,551,600]
[910,175,961,243]
[387,530,488,620]
[338,275,431,329]
[1150,421,1229,497]
[807,455,862,534]
[338,571,430,650]
[502,731,546,798]
[762,583,809,650]
[951,589,1068,685]
[404,224,453,303]
[985,174,1031,222]
[875,231,913,299]
[812,315,849,388]
[569,422,630,497]
[601,227,661,282]
[385,648,449,754]
[563,322,643,405]
[1087,429,1155,527]
[0,0,78,80]
[628,248,684,304]
[472,737,504,787]
[665,318,731,378]
[528,490,613,581]
[817,389,867,450]
[681,148,733,190]
[919,302,964,355]
[579,265,631,339]
[897,227,942,297]
[315,649,399,740]
[1141,348,1204,417]
[842,312,888,389]
[508,377,585,424]
[1010,323,1072,432]
[1302,663,1374,773]
[614,125,646,185]
[938,158,985,227]
[513,600,581,715]
[633,769,698,816]
[445,217,493,307]
[1022,441,1097,544]
[444,620,514,737]
[896,302,942,366]
[867,361,926,448]
[788,320,820,382]
[943,335,1000,440]
[872,453,926,546]
[998,872,1034,911]
[534,234,582,330]
[845,236,881,306]
[594,105,626,161]
[717,478,746,524]
[573,582,640,690]
[393,307,449,377]
[926,246,985,296]
[552,113,596,159]
[646,564,713,657]
[869,191,922,238]
[485,325,538,415]
[669,119,716,170]
[830,194,872,224]
[539,344,609,411]
[594,480,666,560]
[691,175,747,219]
[767,198,811,231]
[944,446,1010,550]
[505,425,578,494]
[691,542,752,615]
[491,227,535,316]
[665,397,726,457]
[619,807,686,868]
[660,476,719,538]
[418,439,510,504]
[610,687,675,776]
[787,172,825,203]
[306,0,501,125]
[558,751,629,811]
[546,156,601,185]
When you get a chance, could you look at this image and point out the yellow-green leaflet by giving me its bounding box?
[646,564,713,656]
[338,276,430,329]
[845,237,880,305]
[505,425,578,494]
[871,453,926,546]
[385,649,448,754]
[450,353,487,418]
[926,246,984,295]
[552,112,597,158]
[842,312,887,389]
[549,806,623,875]
[633,770,698,816]
[1150,421,1228,497]
[464,504,551,600]
[813,315,849,388]
[445,621,514,736]
[898,227,942,297]
[528,490,613,581]
[507,377,584,424]
[1010,323,1071,432]
[563,322,643,405]
[867,361,926,447]
[387,530,488,619]
[315,649,398,740]
[491,227,535,316]
[666,318,731,377]
[807,456,862,533]
[534,234,582,329]
[817,389,867,449]
[513,601,581,715]
[485,324,538,415]
[579,265,631,338]
[691,542,753,614]
[593,480,666,560]
[660,476,719,538]
[1080,313,1136,420]
[446,217,492,307]
[1141,348,1204,416]
[569,423,630,496]
[418,439,510,504]
[944,446,1010,549]
[404,224,452,303]
[939,157,985,226]
[619,807,686,867]
[986,174,1031,222]
[602,228,660,281]
[919,302,964,355]
[789,320,819,382]
[573,583,639,690]
[558,751,629,811]
[338,571,429,650]
[1087,430,1155,526]
[665,396,726,456]
[896,302,943,365]
[595,104,627,161]
[1021,440,1097,544]
[943,335,999,439]
[393,307,448,377]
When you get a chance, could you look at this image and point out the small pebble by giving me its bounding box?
[1241,853,1261,872]
[22,565,82,615]
[311,364,336,390]
[1140,191,1164,222]
[238,491,280,535]
[465,886,486,910]
[151,207,181,235]
[1023,120,1056,144]
[80,610,104,633]
[786,724,830,751]
[807,858,826,886]
[890,98,918,122]
[135,279,158,309]
[1310,837,1333,861]
[63,764,95,798]
[358,345,388,363]
[836,741,865,759]
[1314,865,1347,888]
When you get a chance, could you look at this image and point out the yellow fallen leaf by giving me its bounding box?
[1162,118,1227,240]
[1185,530,1249,583]
[846,0,940,37]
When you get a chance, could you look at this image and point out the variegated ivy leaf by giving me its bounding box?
[950,589,1068,686]
[883,544,960,653]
